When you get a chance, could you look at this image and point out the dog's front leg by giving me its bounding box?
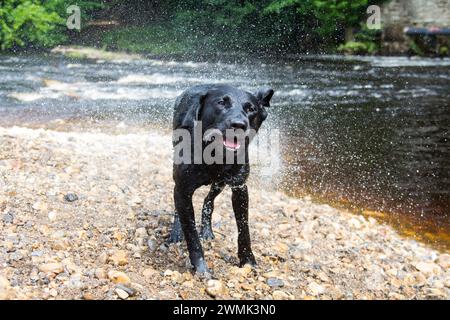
[200,181,225,240]
[174,184,209,273]
[231,184,256,267]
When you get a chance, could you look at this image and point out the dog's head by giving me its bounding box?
[182,85,274,151]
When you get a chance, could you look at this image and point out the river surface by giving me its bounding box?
[1,53,449,249]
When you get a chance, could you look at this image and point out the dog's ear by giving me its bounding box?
[255,87,274,107]
[180,93,208,128]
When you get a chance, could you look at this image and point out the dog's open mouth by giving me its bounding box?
[203,129,243,151]
[223,137,241,151]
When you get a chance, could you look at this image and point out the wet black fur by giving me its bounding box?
[169,84,274,273]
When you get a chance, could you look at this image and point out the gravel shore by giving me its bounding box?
[0,125,449,300]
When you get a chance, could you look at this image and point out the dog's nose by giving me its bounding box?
[231,120,248,131]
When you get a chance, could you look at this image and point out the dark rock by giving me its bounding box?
[116,284,137,296]
[64,193,79,202]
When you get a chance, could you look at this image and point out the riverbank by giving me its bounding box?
[0,124,449,300]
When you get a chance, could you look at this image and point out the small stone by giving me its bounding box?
[68,274,84,289]
[49,289,58,297]
[170,271,183,283]
[108,250,128,266]
[115,288,129,299]
[98,252,108,264]
[32,201,48,212]
[272,290,289,300]
[83,292,94,300]
[116,284,137,296]
[48,211,57,221]
[404,272,426,287]
[206,279,225,298]
[135,227,147,238]
[52,239,71,251]
[112,230,124,241]
[432,280,444,289]
[38,263,64,274]
[108,270,131,284]
[275,242,289,256]
[368,217,377,226]
[426,288,446,297]
[437,254,450,269]
[129,196,142,205]
[230,265,252,277]
[143,268,157,279]
[108,185,121,193]
[444,278,450,288]
[348,217,362,229]
[182,280,194,288]
[147,239,157,252]
[308,281,325,295]
[267,278,284,288]
[62,259,81,274]
[179,290,190,300]
[240,283,253,291]
[94,268,107,279]
[414,261,441,276]
[231,292,243,299]
[315,271,331,283]
[64,193,78,202]
[386,268,398,277]
[163,269,174,277]
[0,275,13,300]
[2,213,14,224]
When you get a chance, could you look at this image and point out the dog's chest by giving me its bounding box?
[207,164,249,187]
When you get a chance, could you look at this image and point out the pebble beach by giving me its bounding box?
[0,123,449,300]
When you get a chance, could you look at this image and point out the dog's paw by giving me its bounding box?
[192,259,211,277]
[239,254,257,268]
[199,226,215,241]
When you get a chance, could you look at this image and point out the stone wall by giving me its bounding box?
[380,0,450,54]
[382,0,450,27]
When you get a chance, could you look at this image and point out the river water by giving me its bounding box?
[1,53,449,248]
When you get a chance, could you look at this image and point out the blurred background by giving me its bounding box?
[0,0,449,56]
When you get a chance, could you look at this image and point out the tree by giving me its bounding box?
[0,0,104,50]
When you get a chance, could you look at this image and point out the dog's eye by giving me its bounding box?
[244,103,256,113]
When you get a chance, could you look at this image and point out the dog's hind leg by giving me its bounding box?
[168,211,184,243]
[232,184,256,267]
[200,181,225,240]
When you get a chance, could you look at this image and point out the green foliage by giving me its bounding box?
[102,25,190,55]
[0,0,62,50]
[337,23,380,55]
[265,0,371,37]
[151,0,388,53]
[0,0,105,50]
[1,0,389,54]
[439,46,448,57]
[408,39,425,56]
[338,41,377,55]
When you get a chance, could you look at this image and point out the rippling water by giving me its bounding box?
[1,53,449,247]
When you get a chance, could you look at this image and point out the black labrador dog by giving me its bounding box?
[169,84,274,273]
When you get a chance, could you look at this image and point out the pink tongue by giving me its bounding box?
[223,138,240,150]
